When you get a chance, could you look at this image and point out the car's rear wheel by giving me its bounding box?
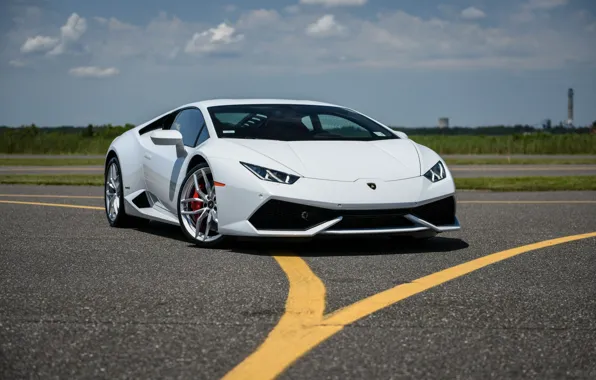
[177,163,225,247]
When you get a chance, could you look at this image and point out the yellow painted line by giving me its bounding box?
[223,231,596,380]
[321,232,596,326]
[0,167,102,171]
[0,200,103,210]
[0,194,103,199]
[222,256,338,380]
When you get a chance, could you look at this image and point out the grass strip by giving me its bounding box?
[410,134,596,155]
[0,174,595,191]
[0,158,104,166]
[455,176,596,191]
[445,158,596,165]
[2,132,596,155]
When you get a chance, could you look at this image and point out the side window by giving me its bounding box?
[139,115,169,135]
[170,108,206,147]
[195,123,210,146]
[317,114,373,138]
[300,116,314,131]
[139,110,180,135]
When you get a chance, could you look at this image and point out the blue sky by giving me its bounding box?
[1,0,595,127]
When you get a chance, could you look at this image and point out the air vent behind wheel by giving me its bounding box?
[132,191,151,208]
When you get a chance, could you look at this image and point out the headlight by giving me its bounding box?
[240,162,300,184]
[424,161,447,182]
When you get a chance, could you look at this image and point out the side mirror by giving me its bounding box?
[151,129,183,146]
[394,130,408,139]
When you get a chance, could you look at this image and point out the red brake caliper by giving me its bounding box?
[189,185,205,223]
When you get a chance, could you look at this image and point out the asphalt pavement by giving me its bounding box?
[1,185,595,379]
[1,164,596,177]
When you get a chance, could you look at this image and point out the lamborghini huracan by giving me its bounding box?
[104,99,460,247]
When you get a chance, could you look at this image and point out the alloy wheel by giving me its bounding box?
[105,162,121,222]
[179,167,221,243]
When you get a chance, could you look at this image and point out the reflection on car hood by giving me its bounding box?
[226,139,421,182]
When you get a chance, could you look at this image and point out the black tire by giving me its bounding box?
[104,156,149,228]
[177,162,226,248]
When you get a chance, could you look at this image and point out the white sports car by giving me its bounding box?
[104,99,460,247]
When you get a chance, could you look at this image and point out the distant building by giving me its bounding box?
[567,88,574,127]
[438,117,449,129]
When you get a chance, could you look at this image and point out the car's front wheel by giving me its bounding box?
[177,163,225,247]
[104,156,130,227]
[105,156,150,228]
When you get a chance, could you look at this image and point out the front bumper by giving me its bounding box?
[210,157,460,238]
[254,216,461,237]
[246,195,460,237]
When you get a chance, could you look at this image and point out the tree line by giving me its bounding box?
[1,121,595,137]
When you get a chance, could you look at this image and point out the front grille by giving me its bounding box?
[248,200,335,230]
[327,210,414,230]
[249,196,456,231]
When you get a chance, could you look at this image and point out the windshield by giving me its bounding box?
[207,104,398,141]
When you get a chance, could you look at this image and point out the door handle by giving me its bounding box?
[144,153,152,160]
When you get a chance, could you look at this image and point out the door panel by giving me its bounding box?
[144,142,188,213]
[141,108,208,214]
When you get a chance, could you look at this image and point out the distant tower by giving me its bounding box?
[438,117,449,129]
[567,88,574,127]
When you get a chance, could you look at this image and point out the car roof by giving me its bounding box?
[182,98,342,109]
[134,98,348,130]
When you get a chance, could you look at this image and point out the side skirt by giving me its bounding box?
[123,189,180,226]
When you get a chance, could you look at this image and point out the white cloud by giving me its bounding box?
[185,23,244,54]
[224,5,237,12]
[512,0,569,22]
[298,10,595,70]
[285,5,301,14]
[60,13,87,40]
[88,8,593,70]
[48,12,87,55]
[94,16,136,31]
[237,9,281,29]
[9,59,27,67]
[526,0,568,10]
[69,66,120,78]
[300,0,366,6]
[306,15,346,37]
[86,12,198,62]
[9,5,595,75]
[461,7,486,20]
[20,35,59,53]
[19,13,88,56]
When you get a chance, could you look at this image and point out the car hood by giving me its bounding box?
[226,139,421,182]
